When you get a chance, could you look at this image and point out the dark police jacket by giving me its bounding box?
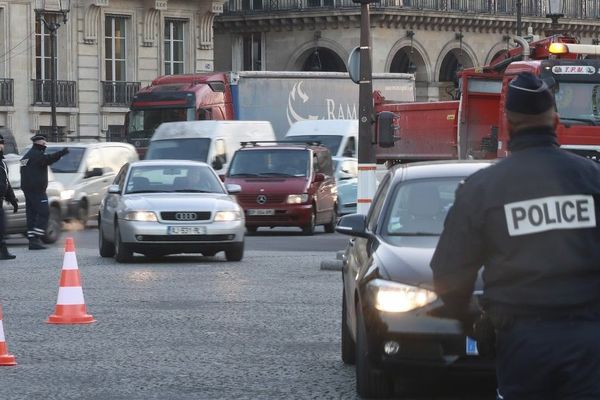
[0,154,16,203]
[20,144,65,193]
[431,128,600,317]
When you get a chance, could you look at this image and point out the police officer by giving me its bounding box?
[431,72,600,399]
[0,134,18,259]
[20,135,68,250]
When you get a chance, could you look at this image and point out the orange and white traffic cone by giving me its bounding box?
[0,304,16,366]
[47,237,95,324]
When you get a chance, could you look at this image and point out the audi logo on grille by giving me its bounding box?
[175,212,197,221]
[256,195,268,204]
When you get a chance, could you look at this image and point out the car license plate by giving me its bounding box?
[247,209,275,216]
[167,226,206,235]
[465,336,479,356]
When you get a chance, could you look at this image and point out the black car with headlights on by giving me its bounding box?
[337,160,494,398]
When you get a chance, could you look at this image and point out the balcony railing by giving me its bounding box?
[0,79,13,106]
[31,80,77,107]
[223,0,600,18]
[101,81,141,107]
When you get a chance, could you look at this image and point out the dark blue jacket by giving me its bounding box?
[20,144,65,193]
[431,128,600,317]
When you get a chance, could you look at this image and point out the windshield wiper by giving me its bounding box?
[560,117,598,126]
[259,172,297,177]
[387,232,440,237]
[171,189,213,193]
[229,173,260,177]
[127,190,171,194]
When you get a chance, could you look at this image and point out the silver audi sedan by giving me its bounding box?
[98,160,245,262]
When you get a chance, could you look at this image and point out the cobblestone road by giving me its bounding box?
[0,230,494,400]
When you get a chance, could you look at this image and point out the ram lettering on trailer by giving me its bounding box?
[504,195,596,237]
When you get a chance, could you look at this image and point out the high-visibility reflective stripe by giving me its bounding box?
[62,252,79,270]
[56,287,85,305]
[0,321,5,341]
[59,270,81,287]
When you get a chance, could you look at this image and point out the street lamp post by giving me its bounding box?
[352,0,377,215]
[35,0,70,142]
[546,0,564,35]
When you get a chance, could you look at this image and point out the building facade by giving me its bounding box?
[0,0,223,149]
[214,0,600,102]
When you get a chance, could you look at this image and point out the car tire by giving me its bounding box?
[42,206,62,244]
[98,218,115,258]
[356,302,393,399]
[302,207,316,236]
[341,289,356,364]
[225,242,244,261]
[78,201,89,228]
[114,223,133,263]
[202,251,216,257]
[324,207,337,234]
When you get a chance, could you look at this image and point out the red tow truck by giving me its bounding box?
[375,35,600,162]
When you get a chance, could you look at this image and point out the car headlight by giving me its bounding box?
[368,279,438,313]
[60,189,75,200]
[124,211,157,222]
[286,194,309,204]
[214,210,242,222]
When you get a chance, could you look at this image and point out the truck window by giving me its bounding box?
[128,108,194,134]
[343,137,356,157]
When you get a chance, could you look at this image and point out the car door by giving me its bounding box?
[101,164,128,242]
[343,173,391,334]
[82,147,111,216]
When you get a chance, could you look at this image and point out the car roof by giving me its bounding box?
[389,160,493,182]
[129,159,210,168]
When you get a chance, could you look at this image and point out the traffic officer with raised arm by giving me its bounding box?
[430,72,600,399]
[20,134,68,250]
[0,134,18,259]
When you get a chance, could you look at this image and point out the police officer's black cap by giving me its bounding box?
[0,134,4,144]
[30,134,47,142]
[506,72,555,115]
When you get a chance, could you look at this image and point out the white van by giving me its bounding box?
[146,120,276,174]
[284,120,358,158]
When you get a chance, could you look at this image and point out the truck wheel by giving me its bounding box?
[302,208,316,236]
[42,206,62,244]
[324,207,337,234]
[114,224,133,263]
[342,289,356,364]
[225,242,244,261]
[356,302,393,398]
[98,218,115,258]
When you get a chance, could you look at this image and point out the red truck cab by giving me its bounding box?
[225,142,337,235]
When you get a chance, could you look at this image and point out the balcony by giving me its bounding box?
[31,80,77,108]
[0,79,13,107]
[101,81,141,107]
[223,0,600,18]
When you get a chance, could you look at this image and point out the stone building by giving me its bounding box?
[214,0,600,102]
[0,0,223,149]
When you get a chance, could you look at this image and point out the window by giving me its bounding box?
[35,15,57,80]
[114,163,129,191]
[85,149,104,173]
[242,33,262,71]
[241,0,263,10]
[367,174,391,231]
[164,20,185,75]
[343,137,356,157]
[105,16,127,81]
[100,146,133,173]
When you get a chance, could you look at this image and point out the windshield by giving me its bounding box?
[46,147,85,173]
[125,164,224,194]
[146,138,211,162]
[555,82,600,123]
[383,177,463,236]
[286,135,342,155]
[127,108,194,138]
[228,149,309,177]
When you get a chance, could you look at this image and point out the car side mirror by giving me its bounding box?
[85,167,103,178]
[313,173,325,183]
[335,214,371,238]
[377,111,399,148]
[212,157,224,171]
[225,183,242,194]
[107,184,121,195]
